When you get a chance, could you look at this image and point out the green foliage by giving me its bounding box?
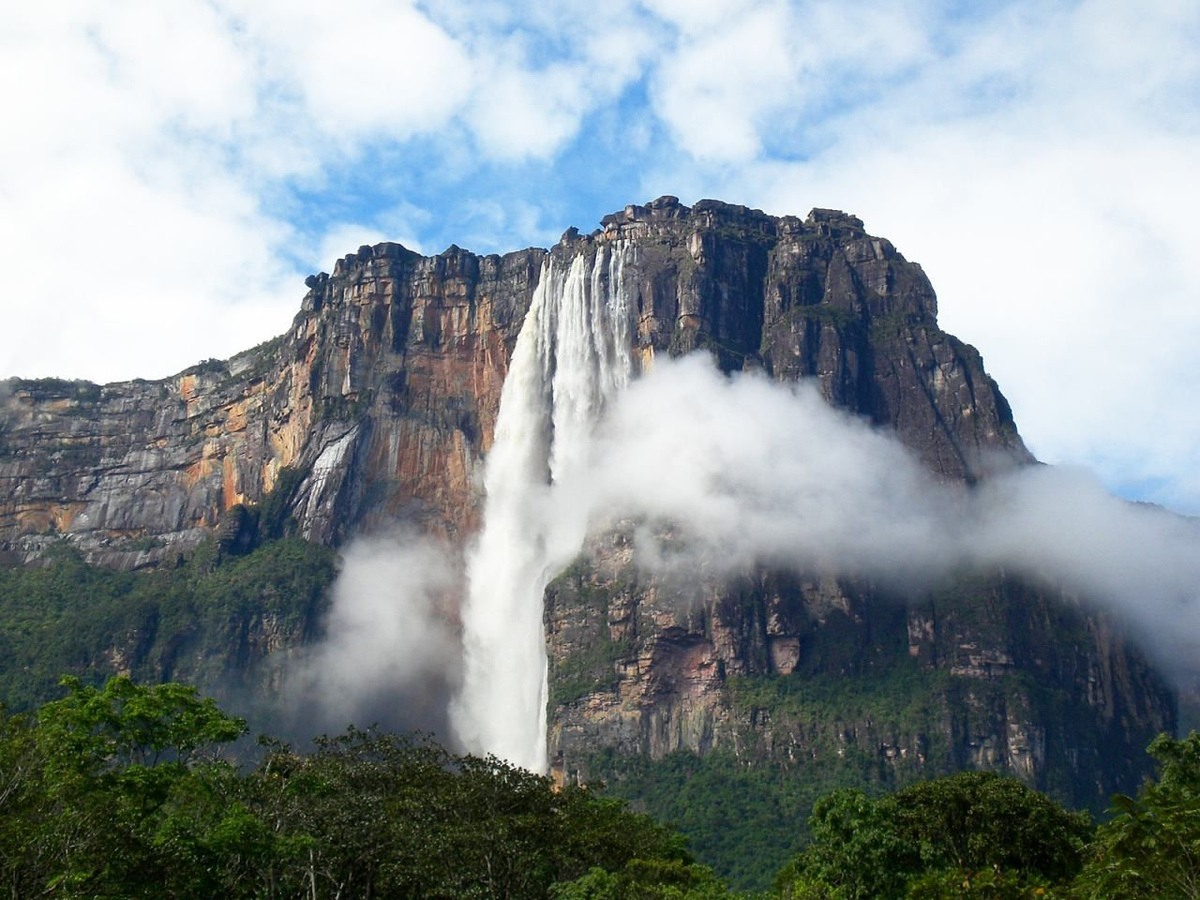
[37,675,246,770]
[313,389,375,421]
[905,867,1055,899]
[1072,731,1200,899]
[888,773,1091,882]
[777,772,1091,900]
[181,358,229,377]
[775,788,912,900]
[234,333,285,382]
[594,661,964,890]
[0,676,247,898]
[550,858,741,899]
[545,563,637,708]
[5,376,102,402]
[0,676,1189,900]
[727,659,956,771]
[777,303,859,331]
[0,537,337,712]
[589,749,826,891]
[868,310,925,341]
[549,634,633,707]
[256,466,305,540]
[0,683,726,900]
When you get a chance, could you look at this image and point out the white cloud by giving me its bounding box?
[651,3,799,161]
[0,0,647,381]
[457,3,659,161]
[648,0,930,162]
[467,55,591,160]
[641,0,759,35]
[457,347,1200,765]
[0,0,1196,515]
[645,0,1200,510]
[571,355,1200,671]
[225,0,475,145]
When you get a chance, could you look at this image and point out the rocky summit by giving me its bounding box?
[0,198,1174,824]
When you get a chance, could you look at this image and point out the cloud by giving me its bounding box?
[283,532,462,742]
[0,0,1196,514]
[0,0,655,382]
[0,3,294,381]
[643,0,1200,511]
[563,354,1200,670]
[647,0,930,162]
[452,334,1199,768]
[576,355,951,578]
[226,0,474,145]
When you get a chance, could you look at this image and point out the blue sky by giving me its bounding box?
[1,0,1198,513]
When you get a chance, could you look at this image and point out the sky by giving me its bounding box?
[0,0,1197,512]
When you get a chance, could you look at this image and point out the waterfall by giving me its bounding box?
[452,241,639,771]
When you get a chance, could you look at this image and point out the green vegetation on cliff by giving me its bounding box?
[0,537,337,712]
[587,654,1122,892]
[588,747,817,890]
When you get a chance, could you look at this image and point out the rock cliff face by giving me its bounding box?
[0,244,543,566]
[0,198,1173,809]
[544,540,1170,809]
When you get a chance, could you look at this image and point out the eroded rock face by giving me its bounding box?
[0,199,1024,562]
[0,243,544,566]
[0,198,1173,807]
[544,536,1172,807]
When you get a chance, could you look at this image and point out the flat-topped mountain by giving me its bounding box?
[0,198,1174,882]
[1,198,1026,565]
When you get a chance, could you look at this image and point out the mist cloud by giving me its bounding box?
[300,354,1199,747]
[284,532,462,743]
[556,354,1200,667]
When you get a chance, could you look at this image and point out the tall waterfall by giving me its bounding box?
[452,241,639,771]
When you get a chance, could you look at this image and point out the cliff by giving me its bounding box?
[0,198,1028,565]
[0,244,543,566]
[0,198,1174,835]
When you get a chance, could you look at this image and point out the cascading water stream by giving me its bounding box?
[452,241,639,771]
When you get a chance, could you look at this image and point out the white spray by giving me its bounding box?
[452,241,639,771]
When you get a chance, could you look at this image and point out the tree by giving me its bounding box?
[1,678,750,899]
[240,727,702,899]
[1072,731,1200,899]
[37,675,246,770]
[549,858,737,900]
[889,771,1090,884]
[0,706,57,898]
[777,772,1091,900]
[775,788,913,900]
[0,676,247,898]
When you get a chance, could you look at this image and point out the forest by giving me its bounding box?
[1,675,1196,899]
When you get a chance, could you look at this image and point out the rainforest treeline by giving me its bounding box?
[0,677,1196,899]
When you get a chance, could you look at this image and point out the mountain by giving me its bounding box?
[0,197,1175,882]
